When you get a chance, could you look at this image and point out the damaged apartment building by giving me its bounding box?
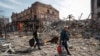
[0,16,9,33]
[9,1,59,32]
[91,0,100,30]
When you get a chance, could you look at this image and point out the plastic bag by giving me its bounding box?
[57,44,62,54]
[67,41,72,48]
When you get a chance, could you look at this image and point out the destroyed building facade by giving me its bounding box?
[0,16,9,33]
[91,0,100,29]
[10,1,59,31]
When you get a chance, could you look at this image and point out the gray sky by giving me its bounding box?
[0,0,91,20]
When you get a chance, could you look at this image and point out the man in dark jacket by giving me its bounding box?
[60,26,71,55]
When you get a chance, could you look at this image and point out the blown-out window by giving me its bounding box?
[47,10,50,13]
[97,0,100,8]
[97,12,100,18]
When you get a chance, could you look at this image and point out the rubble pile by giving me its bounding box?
[0,32,100,56]
[69,38,100,56]
[0,21,100,56]
[8,35,33,50]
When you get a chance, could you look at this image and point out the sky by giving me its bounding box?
[0,0,91,21]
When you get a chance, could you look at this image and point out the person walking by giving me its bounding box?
[33,29,41,50]
[60,25,71,55]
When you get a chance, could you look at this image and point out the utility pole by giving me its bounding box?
[0,19,3,37]
[0,10,4,38]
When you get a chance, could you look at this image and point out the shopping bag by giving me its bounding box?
[67,41,72,48]
[57,44,62,54]
[29,38,35,47]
